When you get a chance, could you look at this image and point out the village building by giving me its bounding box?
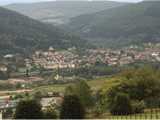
[0,65,7,72]
[41,96,63,109]
[31,48,77,70]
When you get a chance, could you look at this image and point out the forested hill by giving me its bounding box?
[0,7,89,55]
[66,1,160,48]
[5,1,126,25]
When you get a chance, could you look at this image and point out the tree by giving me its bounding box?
[65,80,94,108]
[93,90,107,116]
[65,85,76,95]
[0,71,8,80]
[33,91,43,101]
[105,66,160,106]
[109,93,132,115]
[60,95,85,119]
[14,99,43,119]
[76,80,94,108]
[26,69,29,77]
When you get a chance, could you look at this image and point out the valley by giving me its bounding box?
[0,0,160,119]
[0,42,160,91]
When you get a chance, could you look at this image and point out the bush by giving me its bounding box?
[131,100,146,114]
[43,107,58,119]
[93,103,104,117]
[3,108,13,118]
[60,95,85,119]
[43,99,58,119]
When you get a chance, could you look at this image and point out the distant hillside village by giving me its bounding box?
[30,43,160,67]
[29,47,77,70]
[0,43,160,79]
[0,43,160,118]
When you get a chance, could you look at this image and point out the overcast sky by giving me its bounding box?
[0,0,143,5]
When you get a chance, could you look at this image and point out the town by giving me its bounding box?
[0,42,160,118]
[1,43,160,74]
[26,43,160,69]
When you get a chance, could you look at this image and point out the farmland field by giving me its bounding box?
[33,77,110,93]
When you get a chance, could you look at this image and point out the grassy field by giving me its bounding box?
[0,76,113,96]
[33,77,110,93]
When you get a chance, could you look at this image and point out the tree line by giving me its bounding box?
[11,66,160,119]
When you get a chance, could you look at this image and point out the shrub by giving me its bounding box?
[93,103,104,117]
[43,107,58,119]
[131,100,146,114]
[43,99,58,119]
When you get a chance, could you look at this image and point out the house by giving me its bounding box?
[152,52,159,57]
[41,97,63,109]
[0,96,18,111]
[119,56,134,66]
[0,65,7,72]
[3,54,14,59]
[107,57,119,66]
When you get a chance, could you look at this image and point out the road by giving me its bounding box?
[0,89,32,96]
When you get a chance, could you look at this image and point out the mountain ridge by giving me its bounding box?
[0,7,89,55]
[5,1,127,25]
[65,1,160,48]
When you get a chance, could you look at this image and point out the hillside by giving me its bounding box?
[66,1,160,48]
[0,7,89,55]
[5,1,126,25]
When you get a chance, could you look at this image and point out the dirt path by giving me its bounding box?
[0,89,32,96]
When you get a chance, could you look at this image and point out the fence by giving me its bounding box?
[107,108,160,119]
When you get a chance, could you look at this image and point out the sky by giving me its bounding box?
[0,0,143,5]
